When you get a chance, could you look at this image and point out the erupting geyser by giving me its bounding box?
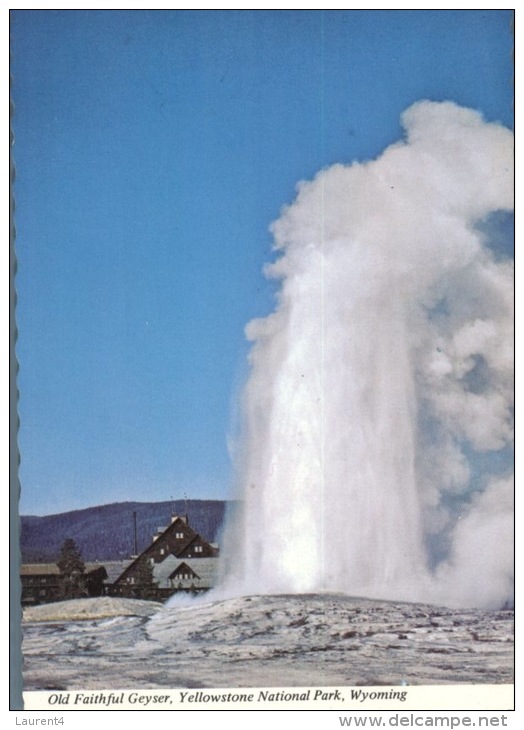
[221,101,514,609]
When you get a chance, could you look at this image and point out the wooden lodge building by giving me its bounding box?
[109,512,220,600]
[21,563,112,605]
[21,513,220,605]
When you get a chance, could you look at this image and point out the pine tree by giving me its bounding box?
[133,557,158,601]
[57,538,86,600]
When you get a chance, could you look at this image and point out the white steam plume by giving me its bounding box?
[220,100,514,609]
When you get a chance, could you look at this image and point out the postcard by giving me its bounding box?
[11,9,514,716]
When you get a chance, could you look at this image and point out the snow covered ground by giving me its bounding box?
[22,593,513,691]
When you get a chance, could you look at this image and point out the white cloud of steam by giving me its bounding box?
[434,476,514,608]
[220,100,513,609]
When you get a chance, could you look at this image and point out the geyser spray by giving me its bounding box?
[220,101,514,609]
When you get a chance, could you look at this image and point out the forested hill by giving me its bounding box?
[20,500,230,563]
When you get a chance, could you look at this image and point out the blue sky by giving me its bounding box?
[11,10,514,516]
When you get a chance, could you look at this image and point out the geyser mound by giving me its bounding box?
[221,100,514,609]
[23,593,514,690]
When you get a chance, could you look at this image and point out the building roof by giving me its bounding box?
[153,556,219,590]
[99,561,133,584]
[20,562,118,577]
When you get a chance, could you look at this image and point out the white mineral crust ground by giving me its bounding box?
[22,595,514,690]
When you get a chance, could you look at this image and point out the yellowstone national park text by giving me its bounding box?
[179,689,344,703]
[24,685,515,712]
[43,688,350,708]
